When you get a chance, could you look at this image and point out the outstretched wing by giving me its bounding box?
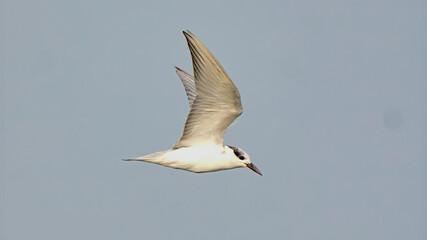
[175,66,197,107]
[173,31,242,149]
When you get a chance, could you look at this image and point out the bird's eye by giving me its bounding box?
[239,156,245,160]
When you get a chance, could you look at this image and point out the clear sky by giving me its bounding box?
[2,0,426,239]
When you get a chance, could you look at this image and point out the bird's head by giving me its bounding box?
[227,145,262,176]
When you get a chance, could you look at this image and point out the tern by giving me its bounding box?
[124,30,262,176]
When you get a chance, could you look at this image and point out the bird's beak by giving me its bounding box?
[245,163,262,176]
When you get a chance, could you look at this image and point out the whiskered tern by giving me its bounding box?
[124,31,262,176]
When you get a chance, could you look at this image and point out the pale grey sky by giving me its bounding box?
[2,0,426,239]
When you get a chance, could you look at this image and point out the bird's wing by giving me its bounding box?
[173,31,242,149]
[174,66,197,107]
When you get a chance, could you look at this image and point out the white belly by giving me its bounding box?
[151,145,241,173]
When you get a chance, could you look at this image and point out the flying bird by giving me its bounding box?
[124,31,261,176]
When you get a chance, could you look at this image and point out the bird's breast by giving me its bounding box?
[162,145,238,172]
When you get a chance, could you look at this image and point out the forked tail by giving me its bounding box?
[122,150,170,162]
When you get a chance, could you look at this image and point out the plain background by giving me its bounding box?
[2,0,426,239]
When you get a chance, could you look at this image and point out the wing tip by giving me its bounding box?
[183,30,195,40]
